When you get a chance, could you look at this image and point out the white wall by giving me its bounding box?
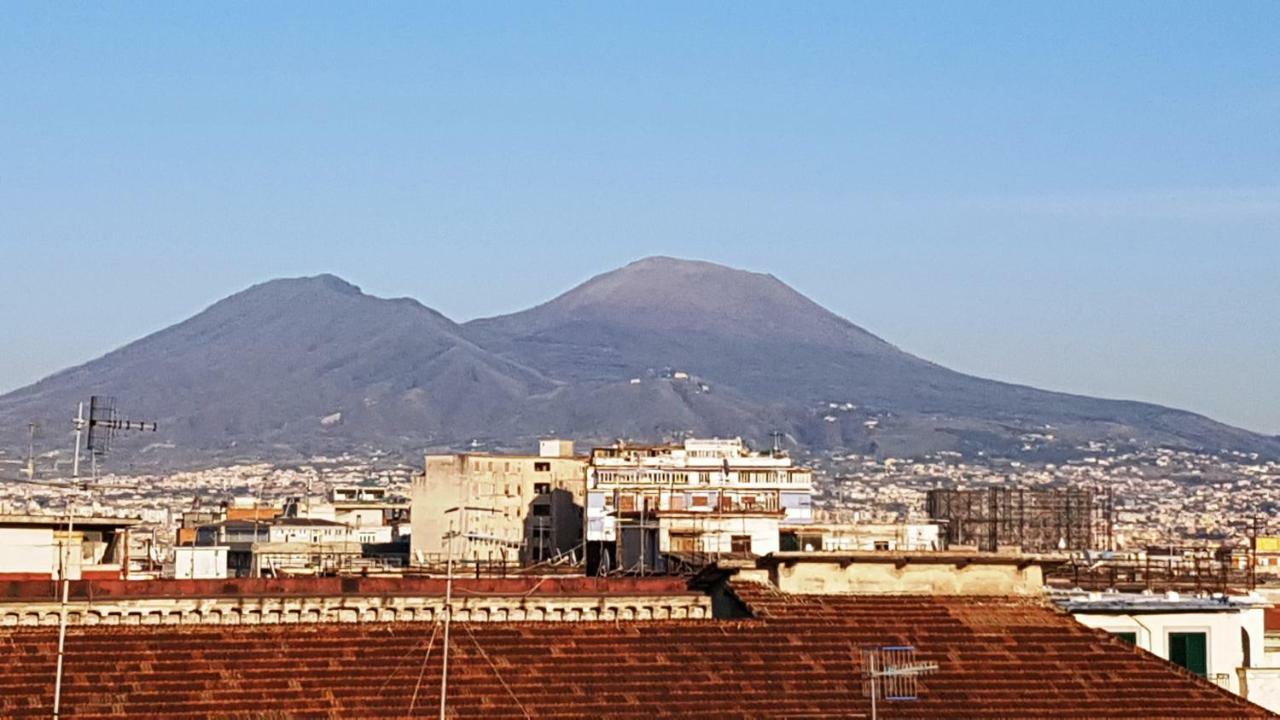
[1073,608,1266,697]
[660,516,779,555]
[0,527,56,577]
[173,546,229,579]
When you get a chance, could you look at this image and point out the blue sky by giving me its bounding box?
[1,3,1277,433]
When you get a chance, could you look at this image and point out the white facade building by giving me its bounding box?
[586,438,812,572]
[1058,591,1277,707]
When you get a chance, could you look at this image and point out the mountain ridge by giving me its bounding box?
[2,258,1277,468]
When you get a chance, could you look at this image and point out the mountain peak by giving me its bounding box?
[467,256,892,354]
[308,273,362,294]
[269,273,363,295]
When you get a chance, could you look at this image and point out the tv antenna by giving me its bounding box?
[71,395,157,478]
[861,645,939,720]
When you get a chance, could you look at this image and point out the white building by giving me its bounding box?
[586,437,812,573]
[267,518,353,544]
[1058,590,1280,708]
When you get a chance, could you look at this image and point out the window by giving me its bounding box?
[731,535,752,553]
[670,533,699,553]
[534,462,551,472]
[873,541,890,552]
[532,504,551,517]
[1168,632,1208,677]
[691,495,709,508]
[1114,631,1138,645]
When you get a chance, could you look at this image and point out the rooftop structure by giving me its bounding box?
[0,513,140,581]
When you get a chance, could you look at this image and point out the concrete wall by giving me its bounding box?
[1240,668,1280,714]
[769,556,1045,596]
[1073,607,1266,697]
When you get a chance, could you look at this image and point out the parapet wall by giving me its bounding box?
[761,552,1048,596]
[0,576,711,627]
[1,593,711,627]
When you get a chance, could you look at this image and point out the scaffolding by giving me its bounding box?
[926,486,1112,553]
[1046,546,1254,594]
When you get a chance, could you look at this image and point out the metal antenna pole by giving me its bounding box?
[868,649,877,720]
[439,518,455,720]
[436,505,500,719]
[52,500,75,720]
[71,402,84,479]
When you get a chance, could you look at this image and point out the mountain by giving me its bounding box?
[466,257,1280,458]
[2,259,1277,469]
[0,275,555,466]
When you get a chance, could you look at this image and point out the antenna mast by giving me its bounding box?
[861,645,939,720]
[71,395,159,480]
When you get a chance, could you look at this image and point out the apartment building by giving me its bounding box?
[586,437,812,573]
[409,440,587,568]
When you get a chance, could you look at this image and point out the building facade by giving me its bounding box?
[586,437,812,573]
[409,441,586,568]
[1058,591,1276,708]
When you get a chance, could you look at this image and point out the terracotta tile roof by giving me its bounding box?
[0,581,1272,719]
[0,575,694,602]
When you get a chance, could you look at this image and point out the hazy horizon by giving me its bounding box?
[2,4,1277,434]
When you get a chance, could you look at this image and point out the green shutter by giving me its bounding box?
[1169,632,1208,677]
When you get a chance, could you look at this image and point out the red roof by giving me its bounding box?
[0,581,1271,719]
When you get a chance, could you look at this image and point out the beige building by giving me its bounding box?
[410,441,587,568]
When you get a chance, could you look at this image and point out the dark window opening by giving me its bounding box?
[731,535,752,553]
[533,482,551,495]
[873,541,890,552]
[532,504,551,517]
[1115,631,1137,645]
[534,462,551,472]
[1169,632,1208,677]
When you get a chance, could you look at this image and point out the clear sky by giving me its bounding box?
[1,3,1277,434]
